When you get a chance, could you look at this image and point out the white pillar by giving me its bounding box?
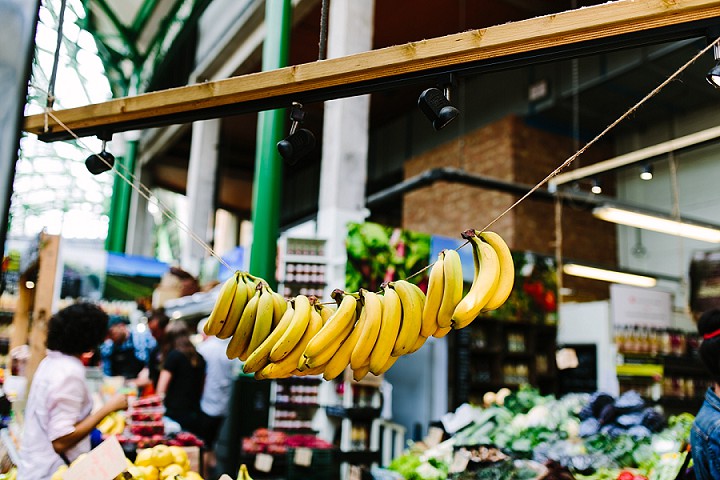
[126,156,154,258]
[317,0,375,292]
[182,119,221,276]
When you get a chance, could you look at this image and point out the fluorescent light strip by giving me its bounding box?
[593,206,720,244]
[563,264,657,288]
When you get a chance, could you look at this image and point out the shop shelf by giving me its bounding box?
[325,406,382,421]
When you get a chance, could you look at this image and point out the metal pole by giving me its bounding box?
[248,0,292,289]
[105,140,137,253]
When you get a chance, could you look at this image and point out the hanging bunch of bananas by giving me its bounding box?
[204,230,514,380]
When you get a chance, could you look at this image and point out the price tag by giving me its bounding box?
[63,436,128,480]
[293,447,313,467]
[556,348,579,370]
[254,453,274,472]
[349,465,362,480]
[425,426,444,447]
[449,450,470,473]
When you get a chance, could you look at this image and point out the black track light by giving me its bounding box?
[85,139,115,175]
[277,102,316,165]
[707,42,720,88]
[418,85,459,131]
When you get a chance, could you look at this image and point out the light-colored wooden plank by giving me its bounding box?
[25,233,60,385]
[10,273,33,352]
[24,0,720,138]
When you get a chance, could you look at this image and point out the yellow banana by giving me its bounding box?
[408,334,428,354]
[375,354,398,375]
[297,307,324,372]
[245,275,260,299]
[243,301,294,373]
[323,317,363,381]
[408,281,427,306]
[478,230,515,311]
[271,290,287,328]
[217,274,250,339]
[303,317,355,369]
[351,290,383,370]
[369,284,401,375]
[317,303,336,324]
[433,325,452,338]
[296,363,327,376]
[263,305,322,379]
[226,289,260,360]
[302,293,357,361]
[204,272,240,336]
[391,280,422,356]
[437,249,464,328]
[353,362,371,382]
[246,285,275,356]
[270,295,312,362]
[422,252,444,337]
[452,236,500,329]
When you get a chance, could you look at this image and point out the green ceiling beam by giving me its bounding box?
[131,0,159,35]
[88,0,140,58]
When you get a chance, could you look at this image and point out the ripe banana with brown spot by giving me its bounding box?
[204,272,240,336]
[217,274,250,339]
[422,252,444,337]
[351,290,383,370]
[246,285,275,355]
[302,292,357,365]
[452,235,501,329]
[262,305,322,379]
[271,291,287,328]
[226,288,261,360]
[269,295,312,362]
[408,334,428,354]
[478,230,515,312]
[242,301,294,373]
[437,249,463,328]
[369,284,401,375]
[391,280,422,356]
[323,315,363,381]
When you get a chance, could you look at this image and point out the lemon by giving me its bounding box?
[151,445,174,468]
[138,466,159,480]
[159,464,184,479]
[135,448,154,467]
[168,446,188,469]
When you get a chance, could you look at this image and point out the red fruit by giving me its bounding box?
[617,472,634,480]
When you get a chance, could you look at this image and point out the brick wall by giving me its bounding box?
[402,115,616,301]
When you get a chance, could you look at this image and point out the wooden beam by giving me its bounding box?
[25,0,720,141]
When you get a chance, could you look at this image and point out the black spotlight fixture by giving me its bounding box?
[640,163,653,181]
[277,102,316,165]
[85,136,115,175]
[707,41,720,88]
[418,82,459,131]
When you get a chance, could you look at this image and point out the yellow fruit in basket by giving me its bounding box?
[168,446,189,470]
[135,448,154,467]
[184,472,204,480]
[126,465,147,480]
[151,445,174,468]
[160,464,185,479]
[138,466,159,480]
[50,465,68,480]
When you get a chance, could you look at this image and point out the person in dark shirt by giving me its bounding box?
[99,315,155,380]
[155,321,207,440]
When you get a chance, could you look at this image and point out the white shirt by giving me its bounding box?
[197,337,241,417]
[18,351,93,480]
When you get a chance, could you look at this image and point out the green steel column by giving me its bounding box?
[249,0,292,289]
[105,139,137,253]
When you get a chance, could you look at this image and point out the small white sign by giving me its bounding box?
[254,453,274,472]
[63,436,127,480]
[349,465,362,480]
[294,447,313,467]
[610,284,672,328]
[556,348,579,370]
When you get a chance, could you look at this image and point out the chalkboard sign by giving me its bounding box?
[556,344,597,396]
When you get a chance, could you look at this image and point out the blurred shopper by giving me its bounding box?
[156,322,207,440]
[691,308,720,480]
[134,308,171,394]
[100,314,156,380]
[196,318,241,477]
[18,303,128,480]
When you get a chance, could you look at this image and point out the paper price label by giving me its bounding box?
[349,465,362,480]
[255,453,274,472]
[425,426,444,447]
[293,447,313,467]
[63,436,127,480]
[556,348,579,370]
[449,450,470,473]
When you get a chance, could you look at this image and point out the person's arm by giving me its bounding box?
[155,369,172,398]
[51,393,127,454]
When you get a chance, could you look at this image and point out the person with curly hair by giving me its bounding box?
[18,303,128,480]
